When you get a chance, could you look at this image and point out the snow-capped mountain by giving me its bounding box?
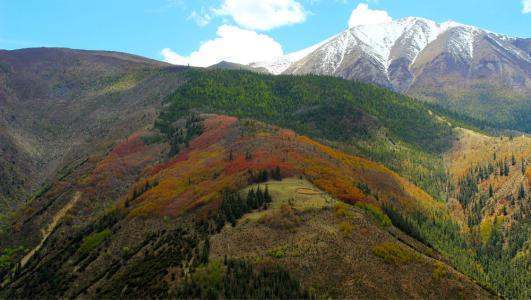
[249,36,333,75]
[251,17,531,97]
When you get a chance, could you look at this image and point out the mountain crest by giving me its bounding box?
[248,16,529,113]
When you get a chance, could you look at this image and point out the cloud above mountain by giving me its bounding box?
[523,0,531,13]
[215,0,307,31]
[348,3,393,28]
[161,25,283,67]
[162,0,308,67]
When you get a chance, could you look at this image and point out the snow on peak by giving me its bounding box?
[345,17,456,69]
[250,37,332,75]
[250,17,489,75]
[443,26,480,59]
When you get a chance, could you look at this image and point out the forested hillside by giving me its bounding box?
[0,51,527,299]
[0,114,493,298]
[158,69,455,200]
[153,69,528,298]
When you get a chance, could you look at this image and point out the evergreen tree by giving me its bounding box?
[200,238,209,264]
[256,187,264,208]
[264,186,272,206]
[518,184,526,199]
[169,137,181,157]
[239,194,248,213]
[511,155,516,166]
[489,184,494,198]
[273,166,282,181]
[503,161,510,176]
[247,189,257,209]
[260,170,269,182]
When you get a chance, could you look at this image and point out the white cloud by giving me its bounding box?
[523,0,531,13]
[348,3,392,28]
[215,0,307,31]
[188,8,212,27]
[161,25,284,67]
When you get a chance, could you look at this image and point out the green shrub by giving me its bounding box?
[432,262,448,280]
[372,242,417,264]
[268,247,286,258]
[338,221,354,235]
[78,229,112,255]
[355,202,391,227]
[140,134,165,145]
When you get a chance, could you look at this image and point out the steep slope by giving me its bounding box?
[153,71,529,297]
[249,37,332,75]
[158,69,456,201]
[0,48,188,217]
[210,179,492,299]
[284,18,454,89]
[254,18,531,132]
[442,129,530,297]
[0,54,525,298]
[0,114,492,298]
[408,29,530,130]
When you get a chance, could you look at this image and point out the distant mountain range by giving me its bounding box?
[248,17,531,131]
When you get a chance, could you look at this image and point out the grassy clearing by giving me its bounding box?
[78,229,112,255]
[445,128,530,180]
[355,202,391,227]
[210,180,492,299]
[239,178,337,223]
[372,242,419,265]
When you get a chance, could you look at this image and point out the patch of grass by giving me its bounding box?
[0,246,25,268]
[241,178,333,222]
[338,221,354,235]
[355,202,391,227]
[78,229,112,255]
[190,260,226,293]
[333,203,353,218]
[432,262,448,281]
[258,204,301,230]
[140,134,165,145]
[28,182,52,202]
[372,242,417,265]
[97,73,142,95]
[268,246,287,259]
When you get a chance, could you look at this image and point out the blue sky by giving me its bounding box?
[1,0,530,65]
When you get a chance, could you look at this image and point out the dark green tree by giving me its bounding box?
[247,188,257,209]
[269,166,282,181]
[503,161,510,176]
[518,184,526,199]
[256,187,264,208]
[199,238,210,264]
[264,186,272,206]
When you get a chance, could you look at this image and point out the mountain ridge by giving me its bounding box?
[0,48,528,299]
[252,17,530,79]
[247,17,530,132]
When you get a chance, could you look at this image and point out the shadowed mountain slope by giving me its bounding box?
[0,48,187,214]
